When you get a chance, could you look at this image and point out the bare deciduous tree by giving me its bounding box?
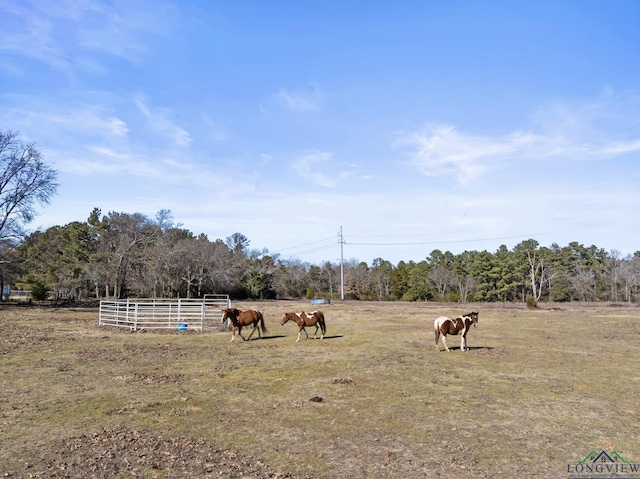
[0,131,58,240]
[569,264,596,301]
[427,266,454,300]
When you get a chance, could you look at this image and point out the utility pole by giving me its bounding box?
[339,226,345,300]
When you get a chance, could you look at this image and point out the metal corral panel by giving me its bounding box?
[99,296,230,331]
[203,294,232,324]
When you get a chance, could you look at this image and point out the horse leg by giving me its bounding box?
[253,320,262,339]
[246,323,258,340]
[238,325,248,341]
[461,331,468,351]
[297,326,309,342]
[313,323,319,339]
[434,327,441,352]
[441,334,451,352]
[230,325,236,342]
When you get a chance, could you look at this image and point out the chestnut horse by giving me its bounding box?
[281,311,326,342]
[434,312,479,352]
[220,308,268,342]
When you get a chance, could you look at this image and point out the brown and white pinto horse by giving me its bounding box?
[434,312,479,352]
[281,311,326,342]
[220,308,268,342]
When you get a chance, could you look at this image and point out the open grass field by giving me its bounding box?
[1,300,639,478]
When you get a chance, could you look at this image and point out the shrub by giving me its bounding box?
[445,292,460,303]
[526,295,538,309]
[31,281,48,301]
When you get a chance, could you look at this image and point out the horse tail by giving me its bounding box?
[434,320,441,345]
[259,311,268,334]
[319,313,326,335]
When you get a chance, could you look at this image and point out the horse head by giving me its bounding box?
[220,308,238,324]
[281,312,296,325]
[467,311,479,327]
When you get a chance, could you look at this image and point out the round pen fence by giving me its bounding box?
[99,295,231,331]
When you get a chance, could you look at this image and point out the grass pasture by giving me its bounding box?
[1,300,639,478]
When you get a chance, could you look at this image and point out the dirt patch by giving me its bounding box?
[29,426,305,478]
[76,343,200,362]
[331,377,355,385]
[0,328,56,355]
[133,373,186,384]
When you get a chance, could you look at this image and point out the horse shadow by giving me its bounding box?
[256,334,287,341]
[262,334,344,341]
[446,346,495,352]
[235,333,345,342]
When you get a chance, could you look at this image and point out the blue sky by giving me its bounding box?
[1,0,639,265]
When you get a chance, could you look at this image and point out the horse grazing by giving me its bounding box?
[434,312,479,352]
[220,308,268,342]
[281,311,326,342]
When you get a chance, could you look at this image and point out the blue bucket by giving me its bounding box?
[177,323,188,332]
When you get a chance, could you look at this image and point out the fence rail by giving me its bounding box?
[99,295,231,331]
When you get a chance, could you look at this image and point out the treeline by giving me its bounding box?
[2,208,640,303]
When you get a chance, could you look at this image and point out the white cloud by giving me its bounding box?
[135,98,192,146]
[600,139,640,156]
[399,124,538,184]
[293,151,337,188]
[399,93,640,184]
[0,10,71,75]
[51,107,129,138]
[275,86,321,112]
[292,150,358,188]
[51,146,155,177]
[0,0,177,75]
[199,113,229,142]
[0,100,129,142]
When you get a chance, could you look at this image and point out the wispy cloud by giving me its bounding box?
[52,107,129,138]
[51,146,155,177]
[292,150,359,188]
[0,0,177,76]
[275,85,321,112]
[399,125,538,184]
[293,151,337,187]
[0,99,129,144]
[399,93,640,184]
[51,143,234,193]
[135,98,192,146]
[0,6,70,75]
[199,113,229,142]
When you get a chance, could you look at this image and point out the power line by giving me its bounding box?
[276,235,337,252]
[272,228,570,263]
[348,230,567,247]
[282,243,337,257]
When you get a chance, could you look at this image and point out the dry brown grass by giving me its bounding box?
[1,300,639,478]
